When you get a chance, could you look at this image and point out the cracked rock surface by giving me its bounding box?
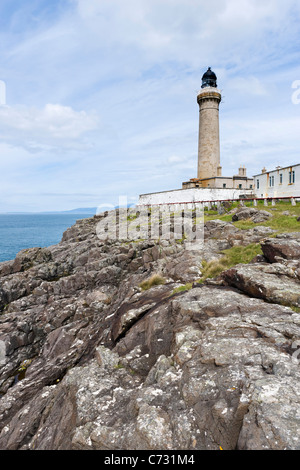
[0,210,300,450]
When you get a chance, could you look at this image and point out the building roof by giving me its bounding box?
[253,163,300,177]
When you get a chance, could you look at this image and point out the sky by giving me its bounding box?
[0,0,300,212]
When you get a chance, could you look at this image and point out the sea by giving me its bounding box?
[0,212,95,263]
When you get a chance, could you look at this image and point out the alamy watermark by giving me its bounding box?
[292,80,300,105]
[95,196,205,251]
[0,80,6,106]
[292,340,300,363]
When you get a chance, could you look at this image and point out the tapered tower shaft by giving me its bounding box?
[197,68,222,180]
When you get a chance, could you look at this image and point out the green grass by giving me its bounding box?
[197,243,263,284]
[261,213,300,233]
[172,282,193,295]
[167,200,299,292]
[233,219,256,230]
[191,199,300,285]
[222,243,263,265]
[127,213,138,221]
[203,200,300,233]
[171,243,262,291]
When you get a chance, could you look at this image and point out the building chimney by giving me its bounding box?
[238,166,247,177]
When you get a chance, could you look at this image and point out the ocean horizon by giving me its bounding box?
[0,212,96,263]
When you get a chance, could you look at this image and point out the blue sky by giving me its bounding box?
[0,0,300,212]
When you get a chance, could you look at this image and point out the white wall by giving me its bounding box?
[139,187,253,206]
[254,165,300,198]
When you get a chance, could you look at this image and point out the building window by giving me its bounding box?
[223,183,226,188]
[239,184,242,189]
[269,175,274,187]
[250,185,253,189]
[289,171,295,184]
[256,179,259,189]
[280,173,283,184]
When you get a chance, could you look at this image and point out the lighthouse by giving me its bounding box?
[197,67,222,180]
[138,66,255,206]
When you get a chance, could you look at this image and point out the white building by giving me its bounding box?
[254,164,300,199]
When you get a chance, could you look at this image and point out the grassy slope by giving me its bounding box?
[204,199,300,233]
[173,200,299,293]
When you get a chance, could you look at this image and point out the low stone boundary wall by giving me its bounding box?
[136,196,298,211]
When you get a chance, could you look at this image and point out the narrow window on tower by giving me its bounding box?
[256,179,260,189]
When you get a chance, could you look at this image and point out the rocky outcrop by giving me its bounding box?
[232,207,272,224]
[261,233,300,263]
[222,261,300,307]
[0,210,300,450]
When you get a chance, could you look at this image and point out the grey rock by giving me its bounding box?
[262,235,300,263]
[232,207,272,223]
[222,262,300,307]
[0,210,300,450]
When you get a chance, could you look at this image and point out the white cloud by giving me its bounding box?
[72,0,300,69]
[0,103,99,152]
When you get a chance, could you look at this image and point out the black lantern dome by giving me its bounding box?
[201,67,217,88]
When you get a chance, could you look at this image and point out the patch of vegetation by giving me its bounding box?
[232,219,256,230]
[139,273,166,291]
[223,243,263,265]
[290,306,300,313]
[203,199,300,233]
[114,362,125,369]
[262,213,300,233]
[127,213,138,222]
[172,282,193,295]
[197,243,263,284]
[198,259,228,283]
[175,234,187,244]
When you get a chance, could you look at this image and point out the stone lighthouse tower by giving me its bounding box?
[197,67,222,180]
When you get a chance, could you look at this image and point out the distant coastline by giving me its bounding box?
[0,207,98,215]
[0,204,136,215]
